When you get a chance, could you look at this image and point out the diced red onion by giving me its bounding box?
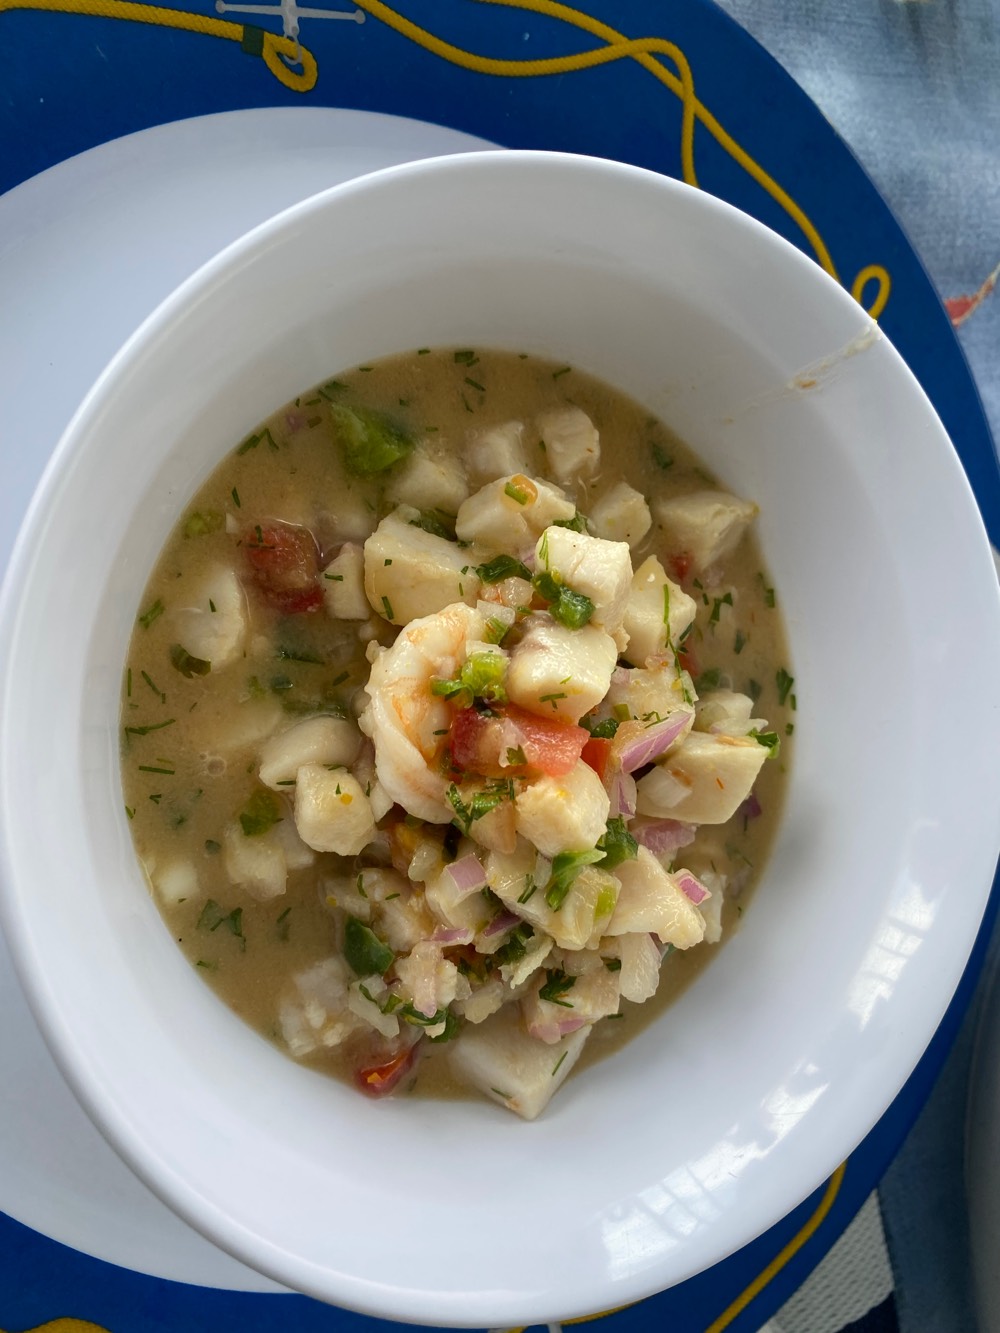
[739,792,763,821]
[609,771,637,818]
[675,869,711,905]
[633,818,697,857]
[431,926,475,946]
[481,910,520,939]
[611,666,631,687]
[445,853,488,897]
[526,1014,588,1043]
[617,711,692,773]
[285,408,307,432]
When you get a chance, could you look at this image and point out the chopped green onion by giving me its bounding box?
[504,480,530,504]
[329,402,413,476]
[776,667,795,706]
[170,644,211,678]
[138,599,165,630]
[539,968,576,1007]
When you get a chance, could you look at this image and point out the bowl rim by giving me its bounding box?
[2,147,1000,1324]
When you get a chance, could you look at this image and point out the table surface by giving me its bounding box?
[1,2,999,1331]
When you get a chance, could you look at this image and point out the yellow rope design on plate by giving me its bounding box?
[851,264,892,320]
[0,0,317,89]
[355,0,891,316]
[704,1161,847,1333]
[0,1322,111,1333]
[0,0,891,313]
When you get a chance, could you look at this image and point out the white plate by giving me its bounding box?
[0,105,493,1290]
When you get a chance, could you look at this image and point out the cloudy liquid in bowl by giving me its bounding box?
[120,349,793,1113]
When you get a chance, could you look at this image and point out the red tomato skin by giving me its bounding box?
[668,553,693,583]
[354,1045,417,1098]
[581,737,613,782]
[449,707,492,773]
[244,523,323,614]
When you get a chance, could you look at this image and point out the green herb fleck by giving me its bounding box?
[138,599,165,630]
[239,788,282,837]
[476,554,532,584]
[344,916,394,976]
[330,402,413,476]
[776,667,795,706]
[170,644,211,678]
[124,718,176,737]
[651,442,674,471]
[539,968,576,1007]
[545,848,605,910]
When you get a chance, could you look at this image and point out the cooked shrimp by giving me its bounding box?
[359,601,486,822]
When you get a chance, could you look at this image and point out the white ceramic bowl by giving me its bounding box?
[2,151,999,1326]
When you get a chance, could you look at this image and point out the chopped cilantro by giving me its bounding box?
[651,442,674,471]
[408,509,457,541]
[539,968,576,1007]
[239,788,282,837]
[750,729,781,756]
[476,554,532,584]
[453,349,478,365]
[734,629,747,655]
[344,916,394,976]
[597,816,638,871]
[553,511,588,533]
[545,848,605,910]
[583,715,620,739]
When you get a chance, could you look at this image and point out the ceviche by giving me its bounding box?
[121,349,793,1118]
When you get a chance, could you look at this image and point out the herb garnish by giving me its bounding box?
[776,667,795,706]
[476,554,532,584]
[170,644,211,677]
[539,968,576,1007]
[344,916,394,976]
[138,599,164,630]
[545,848,605,910]
[239,788,282,836]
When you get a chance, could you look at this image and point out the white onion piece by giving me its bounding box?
[445,853,488,897]
[675,869,711,906]
[632,818,697,858]
[617,711,693,773]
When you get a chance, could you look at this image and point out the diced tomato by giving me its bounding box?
[449,707,496,773]
[354,1044,417,1098]
[678,645,698,678]
[668,552,693,583]
[506,705,587,777]
[581,736,613,783]
[448,704,587,779]
[243,522,323,614]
